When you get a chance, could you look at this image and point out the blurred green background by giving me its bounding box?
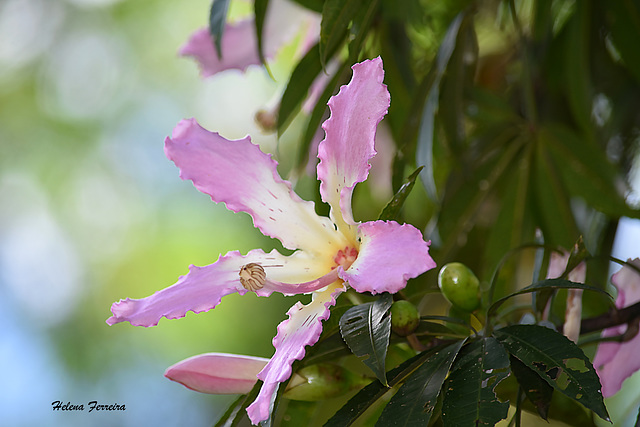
[0,0,308,425]
[4,0,640,426]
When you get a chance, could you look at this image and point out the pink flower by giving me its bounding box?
[165,353,269,395]
[107,57,435,425]
[593,258,640,397]
[180,0,320,77]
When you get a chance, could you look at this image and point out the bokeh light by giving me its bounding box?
[0,0,303,425]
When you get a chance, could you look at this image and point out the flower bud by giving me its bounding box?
[284,364,368,401]
[390,300,420,336]
[164,353,268,395]
[438,262,481,312]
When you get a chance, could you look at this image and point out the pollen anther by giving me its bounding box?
[239,263,267,291]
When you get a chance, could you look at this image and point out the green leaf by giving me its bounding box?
[254,0,270,67]
[509,355,554,420]
[563,236,590,278]
[339,293,393,385]
[375,340,464,426]
[289,0,324,13]
[209,0,232,60]
[494,324,610,421]
[562,1,593,135]
[277,43,321,136]
[378,166,424,221]
[437,134,526,260]
[484,138,534,284]
[532,137,579,247]
[439,14,477,156]
[541,124,640,218]
[416,11,467,201]
[324,345,446,427]
[214,394,248,427]
[214,379,263,426]
[607,0,640,83]
[441,337,510,426]
[319,0,363,66]
[488,277,612,319]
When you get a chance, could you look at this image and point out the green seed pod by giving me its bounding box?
[438,262,481,312]
[390,300,420,336]
[283,364,368,401]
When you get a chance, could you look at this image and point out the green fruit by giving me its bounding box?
[283,364,368,401]
[438,262,481,312]
[390,300,420,336]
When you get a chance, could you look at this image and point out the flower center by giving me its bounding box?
[239,263,267,291]
[333,247,358,270]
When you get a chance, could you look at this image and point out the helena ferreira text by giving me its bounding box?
[52,400,126,412]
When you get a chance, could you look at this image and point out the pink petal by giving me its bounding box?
[106,249,322,327]
[317,57,390,231]
[165,353,268,394]
[594,258,640,397]
[165,119,346,255]
[246,282,346,425]
[179,23,260,77]
[180,1,320,78]
[340,220,436,294]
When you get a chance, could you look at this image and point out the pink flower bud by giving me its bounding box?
[164,353,269,395]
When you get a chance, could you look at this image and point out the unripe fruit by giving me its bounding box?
[390,300,420,336]
[438,262,481,312]
[283,364,368,401]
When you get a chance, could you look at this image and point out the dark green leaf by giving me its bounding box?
[254,0,270,67]
[214,379,263,426]
[209,0,232,60]
[607,0,640,84]
[290,0,324,13]
[541,124,640,218]
[488,278,612,319]
[484,138,534,283]
[562,1,593,134]
[339,293,393,385]
[416,11,467,201]
[324,345,446,427]
[563,236,590,279]
[437,134,525,260]
[375,340,464,426]
[378,166,424,221]
[277,43,321,136]
[439,14,477,156]
[494,324,610,421]
[441,337,510,426]
[214,394,248,427]
[510,355,554,420]
[532,137,579,247]
[319,0,363,66]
